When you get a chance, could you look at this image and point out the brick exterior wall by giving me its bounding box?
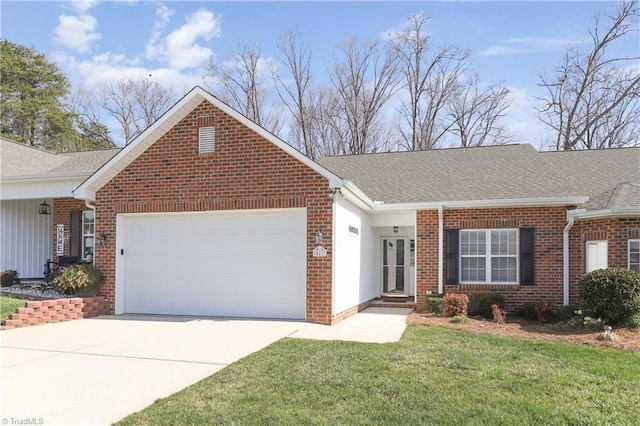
[94,101,335,324]
[569,217,640,303]
[52,198,90,263]
[0,296,107,330]
[417,206,568,313]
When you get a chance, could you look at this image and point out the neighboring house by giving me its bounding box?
[0,139,119,277]
[2,86,638,325]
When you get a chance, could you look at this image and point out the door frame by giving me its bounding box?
[380,236,413,295]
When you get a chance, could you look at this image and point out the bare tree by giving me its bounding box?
[207,43,283,134]
[328,37,400,154]
[537,0,640,150]
[66,87,115,150]
[273,31,318,157]
[390,12,471,150]
[99,77,175,145]
[447,74,514,147]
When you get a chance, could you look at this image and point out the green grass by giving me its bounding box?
[0,295,26,321]
[116,325,640,426]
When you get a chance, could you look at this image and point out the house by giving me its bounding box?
[0,139,118,278]
[2,86,639,325]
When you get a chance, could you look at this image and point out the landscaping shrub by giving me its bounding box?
[450,315,469,324]
[491,304,507,324]
[444,293,468,317]
[629,313,640,329]
[468,292,505,318]
[534,300,557,323]
[424,295,444,314]
[579,268,640,326]
[1,270,20,287]
[52,264,104,296]
[555,304,582,322]
[521,302,537,320]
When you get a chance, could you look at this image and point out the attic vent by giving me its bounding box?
[198,126,215,153]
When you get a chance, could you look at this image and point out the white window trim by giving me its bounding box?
[82,210,95,261]
[629,239,640,272]
[459,228,519,285]
[586,240,608,273]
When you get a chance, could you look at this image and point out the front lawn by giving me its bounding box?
[117,325,639,425]
[0,295,26,321]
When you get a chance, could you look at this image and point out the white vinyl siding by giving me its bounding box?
[629,240,640,272]
[586,240,608,272]
[0,199,52,278]
[460,229,518,284]
[198,126,215,153]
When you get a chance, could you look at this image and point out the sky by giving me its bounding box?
[1,0,638,148]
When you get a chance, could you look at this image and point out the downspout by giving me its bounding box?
[563,210,575,306]
[84,200,96,266]
[438,205,444,295]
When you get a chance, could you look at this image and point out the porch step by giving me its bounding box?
[371,295,417,309]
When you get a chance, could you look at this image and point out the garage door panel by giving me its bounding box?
[120,209,306,319]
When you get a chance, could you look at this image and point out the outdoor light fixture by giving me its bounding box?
[98,233,107,246]
[315,228,324,245]
[38,200,51,215]
[393,226,399,233]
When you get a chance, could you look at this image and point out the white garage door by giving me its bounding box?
[117,208,307,319]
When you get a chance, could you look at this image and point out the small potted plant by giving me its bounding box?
[84,247,93,263]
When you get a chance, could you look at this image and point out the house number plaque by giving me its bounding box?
[313,246,327,257]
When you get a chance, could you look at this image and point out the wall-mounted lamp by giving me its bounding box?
[38,200,51,215]
[393,226,399,233]
[98,233,107,246]
[314,228,324,245]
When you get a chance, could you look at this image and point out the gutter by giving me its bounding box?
[0,171,93,183]
[572,208,640,220]
[563,209,580,306]
[438,205,444,295]
[374,196,589,211]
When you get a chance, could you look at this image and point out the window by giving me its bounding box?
[460,229,518,283]
[629,240,640,272]
[198,126,215,153]
[82,211,95,261]
[586,240,608,272]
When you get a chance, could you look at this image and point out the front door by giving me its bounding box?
[382,237,408,294]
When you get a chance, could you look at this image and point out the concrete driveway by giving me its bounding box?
[1,308,410,425]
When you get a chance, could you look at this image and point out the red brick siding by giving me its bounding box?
[94,101,335,324]
[52,198,90,263]
[417,206,567,312]
[569,217,640,303]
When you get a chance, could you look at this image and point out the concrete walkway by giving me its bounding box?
[1,307,411,425]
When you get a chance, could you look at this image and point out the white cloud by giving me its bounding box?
[502,86,552,149]
[146,4,175,60]
[480,36,584,57]
[54,13,101,53]
[164,10,221,70]
[69,0,99,14]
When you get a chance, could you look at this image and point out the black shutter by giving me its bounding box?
[445,229,459,285]
[520,228,535,286]
[69,211,81,258]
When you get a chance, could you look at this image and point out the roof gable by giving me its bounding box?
[74,86,342,200]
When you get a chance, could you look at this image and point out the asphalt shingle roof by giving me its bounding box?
[317,144,640,210]
[0,138,119,178]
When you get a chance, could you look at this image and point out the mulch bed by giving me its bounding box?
[408,312,640,353]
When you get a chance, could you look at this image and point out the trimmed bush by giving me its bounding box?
[468,292,505,319]
[555,304,582,322]
[579,268,640,326]
[52,264,104,296]
[450,315,469,324]
[491,304,507,324]
[521,302,537,320]
[1,270,20,287]
[444,293,468,317]
[424,295,444,314]
[534,300,557,323]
